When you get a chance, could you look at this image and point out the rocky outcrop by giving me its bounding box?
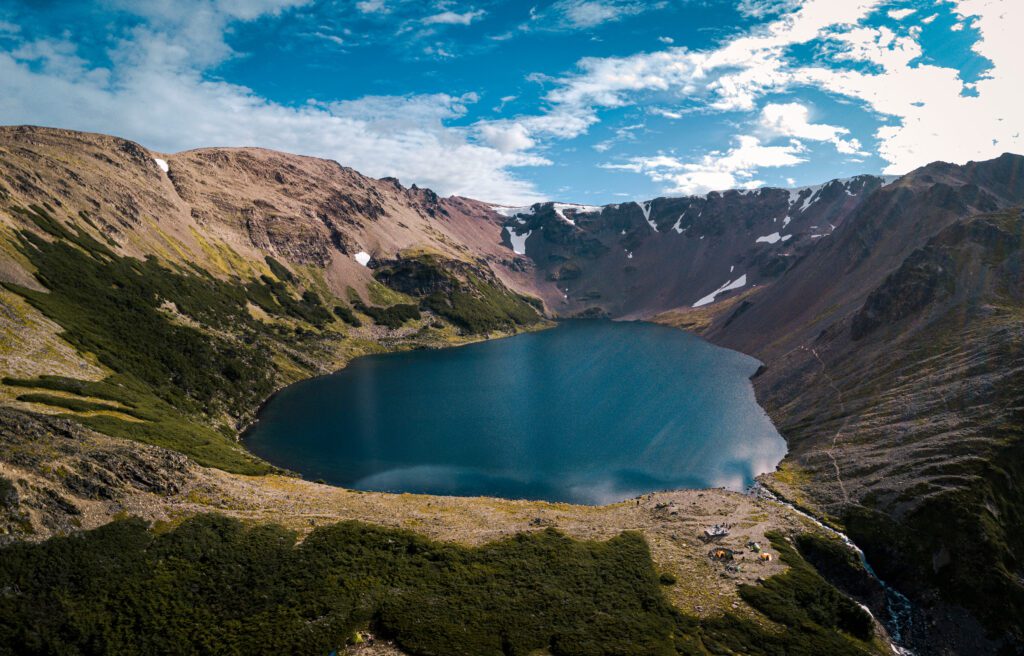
[850,247,956,340]
[0,407,196,542]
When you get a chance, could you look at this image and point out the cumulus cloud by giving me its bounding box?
[356,0,388,13]
[757,102,865,155]
[602,136,807,195]
[536,0,1021,189]
[421,9,486,26]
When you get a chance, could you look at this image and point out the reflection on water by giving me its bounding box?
[245,320,788,505]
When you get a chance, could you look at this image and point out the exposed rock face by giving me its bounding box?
[499,176,888,318]
[0,407,194,543]
[850,247,956,340]
[0,125,542,308]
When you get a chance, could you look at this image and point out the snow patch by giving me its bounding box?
[672,214,686,234]
[154,158,169,173]
[505,225,531,255]
[552,203,602,226]
[782,216,791,228]
[354,251,371,267]
[493,204,536,218]
[756,232,783,244]
[635,200,658,232]
[693,274,747,308]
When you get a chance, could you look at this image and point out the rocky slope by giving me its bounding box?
[0,125,1022,653]
[691,158,1024,652]
[497,175,891,318]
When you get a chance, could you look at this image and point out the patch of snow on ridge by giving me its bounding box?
[782,234,792,242]
[505,225,531,255]
[552,203,602,226]
[493,204,536,218]
[635,200,658,232]
[787,184,823,213]
[782,216,791,228]
[693,274,747,308]
[354,251,371,267]
[756,232,783,244]
[154,158,169,173]
[671,215,686,234]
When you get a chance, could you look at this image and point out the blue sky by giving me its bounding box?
[0,0,1019,204]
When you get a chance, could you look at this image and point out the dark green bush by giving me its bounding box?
[362,303,421,329]
[333,304,362,327]
[0,515,679,656]
[265,255,295,282]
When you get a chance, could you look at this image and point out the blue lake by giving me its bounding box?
[244,320,787,504]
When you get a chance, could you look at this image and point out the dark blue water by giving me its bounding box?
[245,320,787,504]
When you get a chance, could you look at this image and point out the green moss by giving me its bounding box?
[0,515,678,656]
[0,206,335,473]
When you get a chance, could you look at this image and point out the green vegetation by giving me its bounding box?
[264,255,295,282]
[360,303,421,328]
[0,516,879,656]
[0,515,678,656]
[0,205,348,473]
[423,277,540,334]
[14,392,145,419]
[350,255,543,333]
[738,532,873,642]
[332,304,362,327]
[846,433,1024,641]
[371,253,541,334]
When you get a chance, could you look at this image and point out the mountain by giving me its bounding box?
[497,175,891,318]
[0,125,1021,653]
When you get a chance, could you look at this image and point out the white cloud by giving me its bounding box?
[552,0,647,28]
[476,121,538,153]
[603,136,807,195]
[421,9,486,26]
[517,0,1021,190]
[793,0,1023,174]
[758,102,865,155]
[737,0,801,18]
[658,36,673,44]
[356,0,388,13]
[887,8,916,20]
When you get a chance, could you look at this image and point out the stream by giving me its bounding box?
[750,483,915,655]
